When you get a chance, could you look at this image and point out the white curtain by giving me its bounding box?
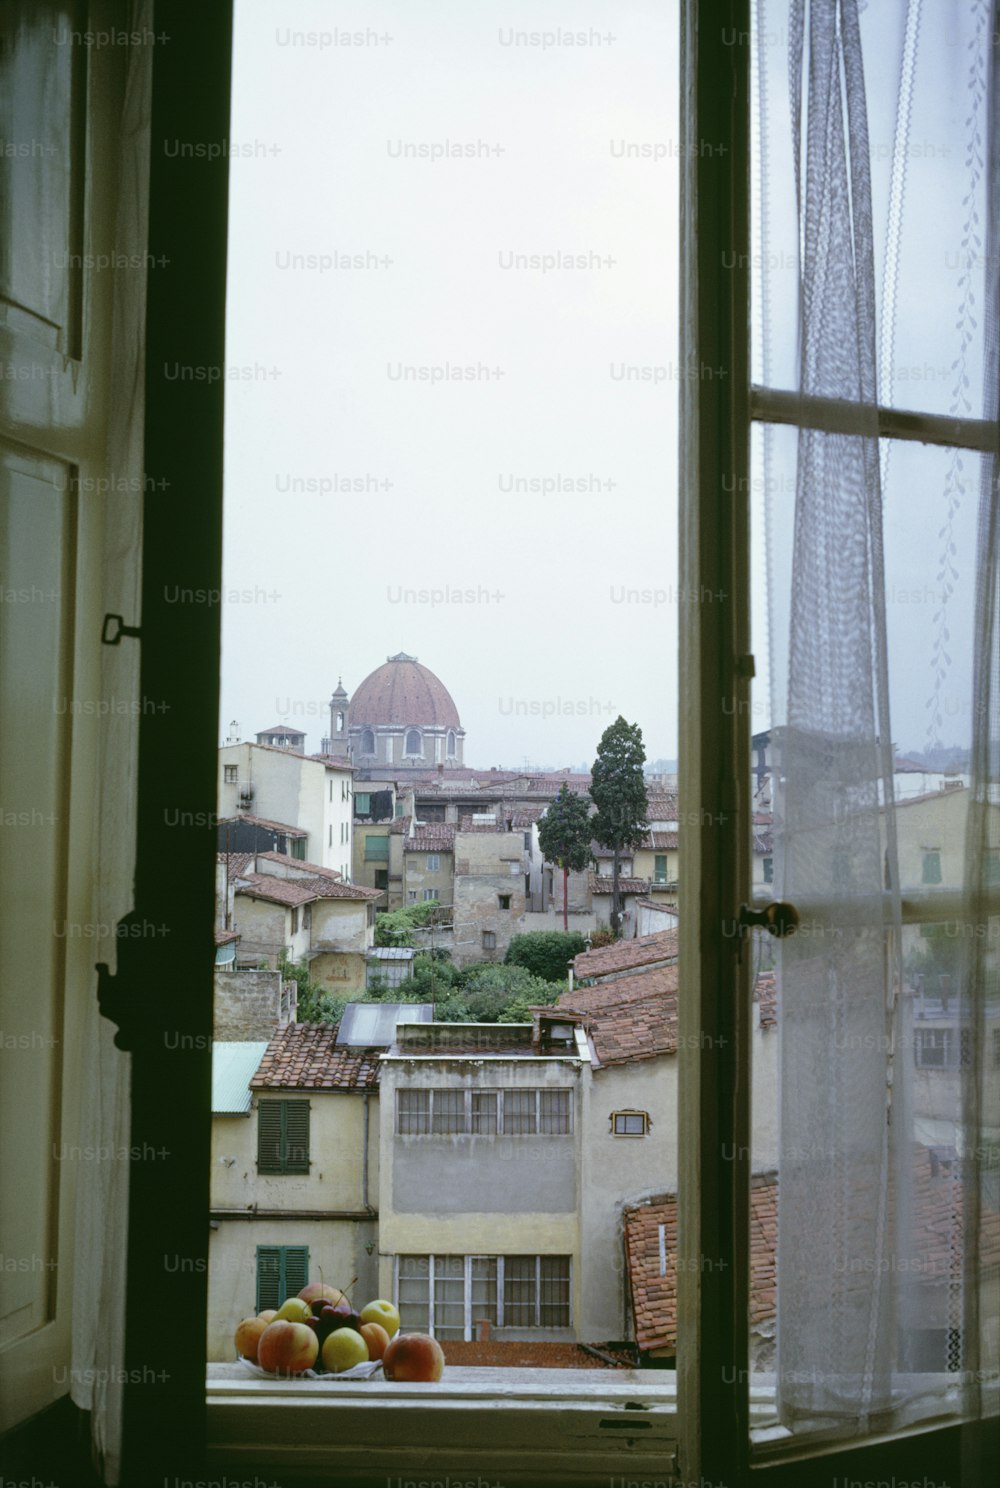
[69,6,152,1482]
[756,0,999,1438]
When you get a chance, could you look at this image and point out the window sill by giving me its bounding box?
[207,1364,678,1482]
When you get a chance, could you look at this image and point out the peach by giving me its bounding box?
[358,1321,390,1360]
[257,1309,277,1323]
[257,1319,319,1375]
[382,1332,445,1382]
[234,1314,270,1364]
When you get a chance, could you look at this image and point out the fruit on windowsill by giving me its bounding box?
[382,1332,445,1382]
[257,1319,319,1375]
[234,1315,271,1364]
[358,1321,390,1360]
[359,1298,400,1336]
[257,1309,278,1323]
[321,1326,370,1373]
[274,1296,313,1324]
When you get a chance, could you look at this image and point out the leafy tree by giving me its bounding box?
[497,984,562,1023]
[374,899,441,947]
[590,716,649,934]
[277,955,350,1025]
[505,930,588,984]
[537,784,594,930]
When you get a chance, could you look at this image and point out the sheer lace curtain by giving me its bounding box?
[69,7,151,1482]
[754,0,999,1441]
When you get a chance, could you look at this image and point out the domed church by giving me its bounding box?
[325,652,465,774]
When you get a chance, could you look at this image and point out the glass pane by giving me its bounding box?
[539,1257,571,1326]
[503,1091,536,1135]
[431,1089,465,1134]
[470,1257,498,1328]
[539,1090,570,1134]
[397,1255,431,1333]
[751,0,992,419]
[503,1256,536,1327]
[470,1091,497,1135]
[433,1255,466,1340]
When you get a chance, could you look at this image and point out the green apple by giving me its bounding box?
[321,1326,370,1373]
[359,1298,400,1336]
[274,1296,313,1323]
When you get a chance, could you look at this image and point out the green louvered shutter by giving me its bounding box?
[257,1100,284,1173]
[255,1245,310,1312]
[282,1246,309,1297]
[255,1246,282,1311]
[283,1100,310,1173]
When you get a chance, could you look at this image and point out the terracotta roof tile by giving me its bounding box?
[254,851,342,879]
[588,874,650,895]
[405,827,456,853]
[217,851,255,880]
[574,929,678,981]
[560,964,679,1065]
[250,1023,383,1089]
[217,814,307,836]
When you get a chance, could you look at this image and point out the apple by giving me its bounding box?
[382,1333,445,1382]
[234,1314,270,1364]
[359,1321,390,1360]
[321,1326,369,1373]
[360,1298,400,1336]
[297,1281,346,1309]
[257,1319,319,1375]
[274,1297,313,1324]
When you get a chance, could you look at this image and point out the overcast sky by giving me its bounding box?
[220,0,984,769]
[220,0,680,769]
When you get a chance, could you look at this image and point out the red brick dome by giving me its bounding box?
[348,653,461,730]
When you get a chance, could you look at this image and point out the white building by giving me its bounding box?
[217,740,355,877]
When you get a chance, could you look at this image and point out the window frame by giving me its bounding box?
[106,4,992,1483]
[393,1253,572,1338]
[395,1088,573,1137]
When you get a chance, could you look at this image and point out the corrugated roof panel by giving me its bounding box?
[336,1002,434,1046]
[212,1041,269,1113]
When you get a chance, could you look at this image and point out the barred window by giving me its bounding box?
[397,1089,431,1134]
[470,1091,497,1134]
[503,1090,536,1134]
[431,1089,465,1134]
[539,1090,571,1133]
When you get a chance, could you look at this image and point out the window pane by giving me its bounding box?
[539,1257,571,1326]
[503,1256,536,1327]
[397,1090,430,1135]
[470,1257,498,1329]
[432,1255,465,1339]
[431,1089,465,1134]
[470,1091,497,1134]
[397,1255,430,1332]
[539,1090,571,1134]
[502,1091,536,1135]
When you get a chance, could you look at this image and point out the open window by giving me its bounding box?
[2,2,996,1486]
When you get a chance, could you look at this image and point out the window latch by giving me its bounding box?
[101,612,142,646]
[738,901,800,938]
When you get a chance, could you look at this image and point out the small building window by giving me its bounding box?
[290,837,306,861]
[223,764,238,784]
[374,869,389,890]
[446,730,456,757]
[498,894,511,910]
[763,856,774,884]
[407,890,417,903]
[654,853,668,884]
[611,1111,649,1136]
[337,709,345,733]
[290,907,299,935]
[914,1029,954,1068]
[405,728,422,757]
[422,889,436,901]
[361,728,376,755]
[922,850,942,885]
[364,835,390,862]
[426,853,440,871]
[482,930,496,950]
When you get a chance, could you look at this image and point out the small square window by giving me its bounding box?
[482,930,496,949]
[498,894,511,910]
[407,890,417,904]
[612,1111,649,1136]
[223,764,238,784]
[422,889,436,901]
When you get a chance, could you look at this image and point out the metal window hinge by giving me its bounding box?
[101,613,142,646]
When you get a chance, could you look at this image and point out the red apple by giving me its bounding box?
[297,1282,346,1308]
[257,1319,319,1375]
[234,1314,270,1364]
[382,1332,445,1382]
[359,1321,390,1360]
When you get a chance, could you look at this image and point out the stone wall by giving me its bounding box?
[213,968,294,1041]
